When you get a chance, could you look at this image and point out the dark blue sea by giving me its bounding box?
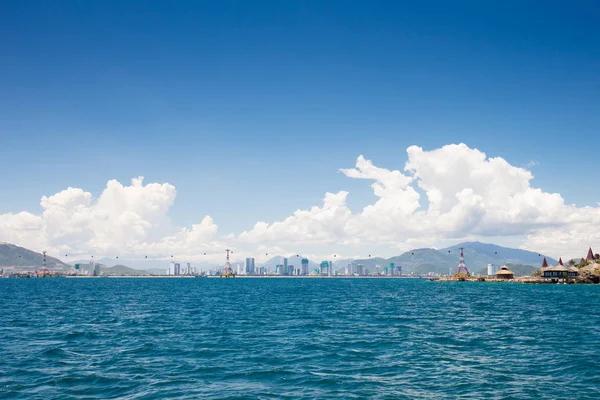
[1,278,600,399]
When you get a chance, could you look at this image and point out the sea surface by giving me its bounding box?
[1,278,600,399]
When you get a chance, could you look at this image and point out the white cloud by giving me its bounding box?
[1,144,598,262]
[0,177,219,259]
[237,143,600,259]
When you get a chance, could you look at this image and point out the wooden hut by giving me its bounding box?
[496,265,514,280]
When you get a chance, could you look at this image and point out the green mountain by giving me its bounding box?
[0,242,71,271]
[101,264,150,276]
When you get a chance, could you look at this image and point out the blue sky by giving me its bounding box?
[1,1,599,260]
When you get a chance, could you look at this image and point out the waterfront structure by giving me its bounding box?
[496,265,514,280]
[93,263,101,276]
[543,258,569,279]
[455,247,470,277]
[301,258,309,275]
[283,258,288,275]
[487,264,496,276]
[389,262,395,276]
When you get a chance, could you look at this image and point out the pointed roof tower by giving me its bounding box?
[581,257,586,265]
[541,257,548,268]
[586,247,595,261]
[558,257,564,266]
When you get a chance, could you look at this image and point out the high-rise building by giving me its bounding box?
[283,258,288,275]
[174,263,181,276]
[246,258,255,275]
[487,264,496,276]
[357,264,364,276]
[301,258,309,275]
[345,263,353,275]
[93,263,101,276]
[389,262,395,276]
[319,261,329,275]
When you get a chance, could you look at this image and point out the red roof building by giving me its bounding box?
[586,247,595,261]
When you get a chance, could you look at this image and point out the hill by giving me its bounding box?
[439,242,556,275]
[338,242,556,276]
[0,242,71,271]
[101,264,150,276]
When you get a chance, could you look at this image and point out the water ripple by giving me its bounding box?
[1,279,600,399]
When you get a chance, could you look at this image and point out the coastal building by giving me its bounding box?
[301,258,309,275]
[543,258,569,279]
[283,258,288,275]
[568,266,579,278]
[496,265,514,280]
[487,264,497,276]
[357,264,365,276]
[345,263,353,276]
[319,261,329,276]
[93,263,101,276]
[586,247,596,261]
[245,258,255,275]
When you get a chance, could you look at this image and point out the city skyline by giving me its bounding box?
[1,2,599,261]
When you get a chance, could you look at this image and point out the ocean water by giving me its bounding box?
[1,278,600,399]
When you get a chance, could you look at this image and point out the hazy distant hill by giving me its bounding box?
[101,264,150,276]
[439,242,556,274]
[335,242,556,276]
[0,242,71,271]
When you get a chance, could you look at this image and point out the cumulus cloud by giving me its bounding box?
[238,143,599,259]
[1,144,598,261]
[0,177,219,259]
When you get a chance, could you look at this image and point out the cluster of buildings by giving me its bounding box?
[480,247,600,282]
[166,262,198,276]
[539,247,600,280]
[72,262,102,276]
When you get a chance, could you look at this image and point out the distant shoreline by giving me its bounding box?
[63,275,426,279]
